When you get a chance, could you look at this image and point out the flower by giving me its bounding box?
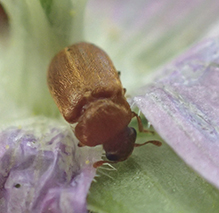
[1,0,219,212]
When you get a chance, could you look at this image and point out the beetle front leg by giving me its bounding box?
[132,112,154,134]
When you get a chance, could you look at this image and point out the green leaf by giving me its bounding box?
[88,134,219,213]
[0,0,87,120]
[40,0,53,17]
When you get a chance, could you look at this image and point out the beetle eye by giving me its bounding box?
[106,153,120,161]
[130,127,137,137]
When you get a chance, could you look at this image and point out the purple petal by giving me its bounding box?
[85,0,219,92]
[134,38,219,189]
[0,118,102,213]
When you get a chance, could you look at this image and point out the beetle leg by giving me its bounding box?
[116,71,127,95]
[123,88,126,94]
[78,142,85,147]
[93,160,116,168]
[134,140,162,147]
[132,112,154,134]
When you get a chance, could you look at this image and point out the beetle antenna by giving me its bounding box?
[134,140,162,147]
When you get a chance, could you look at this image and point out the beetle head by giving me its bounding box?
[103,127,137,162]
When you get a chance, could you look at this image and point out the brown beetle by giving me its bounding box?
[47,42,161,167]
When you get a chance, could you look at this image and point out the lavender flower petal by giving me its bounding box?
[134,38,219,189]
[85,0,219,92]
[0,117,102,213]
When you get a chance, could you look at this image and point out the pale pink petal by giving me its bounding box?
[134,38,219,189]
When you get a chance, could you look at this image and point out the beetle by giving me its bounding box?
[47,42,161,167]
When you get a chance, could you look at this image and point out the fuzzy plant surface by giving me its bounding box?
[1,0,219,213]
